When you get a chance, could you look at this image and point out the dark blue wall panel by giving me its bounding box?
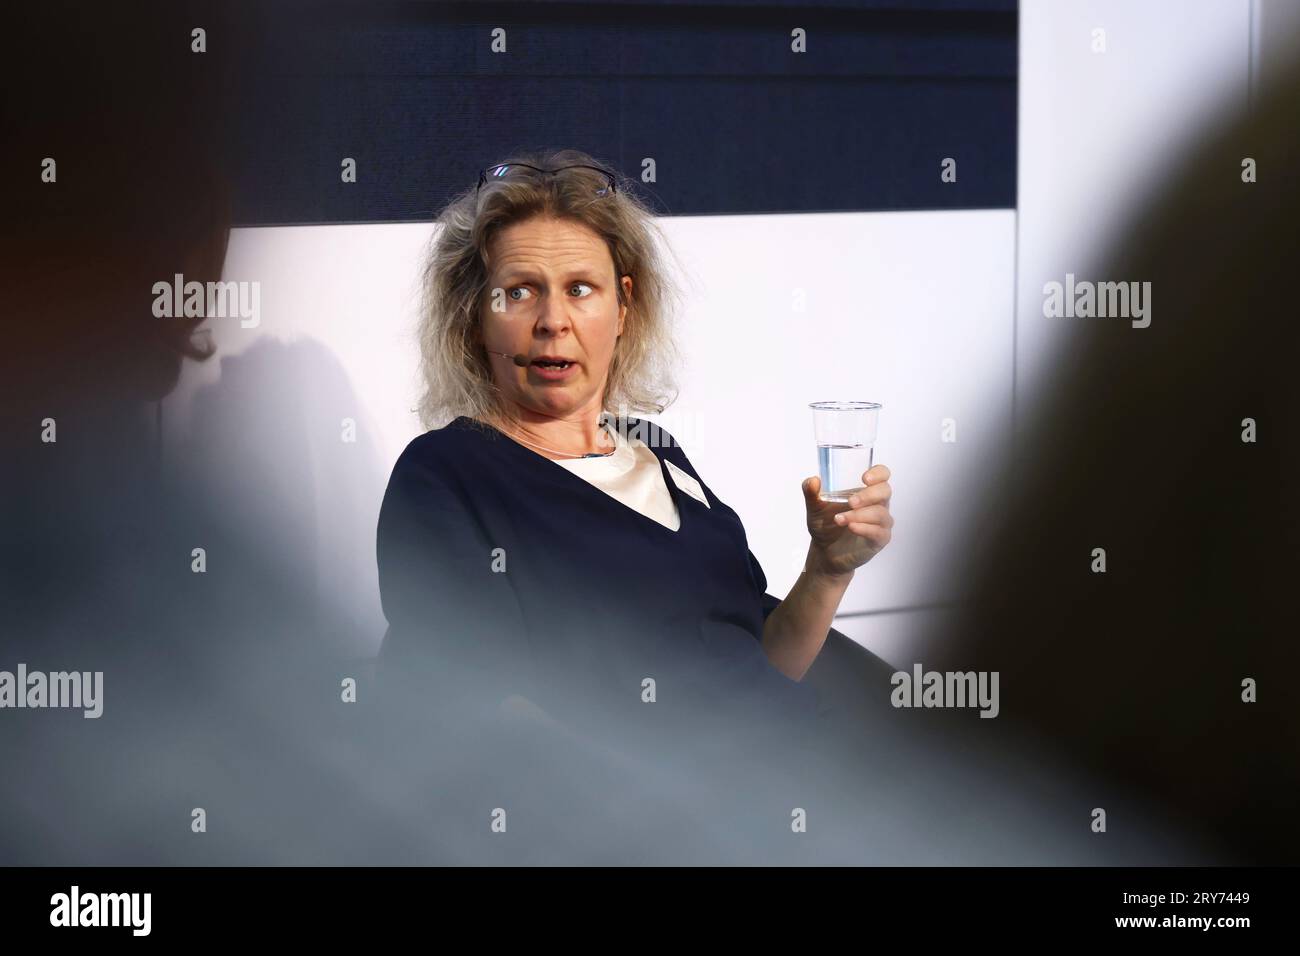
[219,0,1017,224]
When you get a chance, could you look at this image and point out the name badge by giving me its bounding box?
[664,459,711,508]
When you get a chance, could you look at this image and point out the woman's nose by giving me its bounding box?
[533,293,572,332]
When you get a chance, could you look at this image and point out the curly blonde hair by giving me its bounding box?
[415,148,684,431]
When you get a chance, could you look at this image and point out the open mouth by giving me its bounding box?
[531,359,573,369]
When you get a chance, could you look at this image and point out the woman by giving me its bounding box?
[372,150,894,857]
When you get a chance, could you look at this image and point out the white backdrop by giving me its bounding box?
[162,210,1013,660]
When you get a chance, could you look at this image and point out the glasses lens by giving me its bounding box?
[559,166,613,195]
[485,163,530,182]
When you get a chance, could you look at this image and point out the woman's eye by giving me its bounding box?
[508,287,532,302]
[569,282,593,298]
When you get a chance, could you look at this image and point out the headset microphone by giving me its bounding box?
[487,350,531,368]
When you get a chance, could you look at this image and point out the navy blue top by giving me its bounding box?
[374,414,823,764]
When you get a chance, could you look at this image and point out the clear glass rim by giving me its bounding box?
[809,401,882,411]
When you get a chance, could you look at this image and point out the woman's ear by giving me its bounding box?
[618,274,633,332]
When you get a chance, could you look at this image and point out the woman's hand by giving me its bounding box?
[800,465,893,579]
[759,465,892,680]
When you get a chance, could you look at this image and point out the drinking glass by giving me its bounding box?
[810,401,882,502]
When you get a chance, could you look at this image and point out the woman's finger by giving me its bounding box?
[846,483,891,509]
[863,463,891,485]
[845,521,892,543]
[833,504,893,528]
